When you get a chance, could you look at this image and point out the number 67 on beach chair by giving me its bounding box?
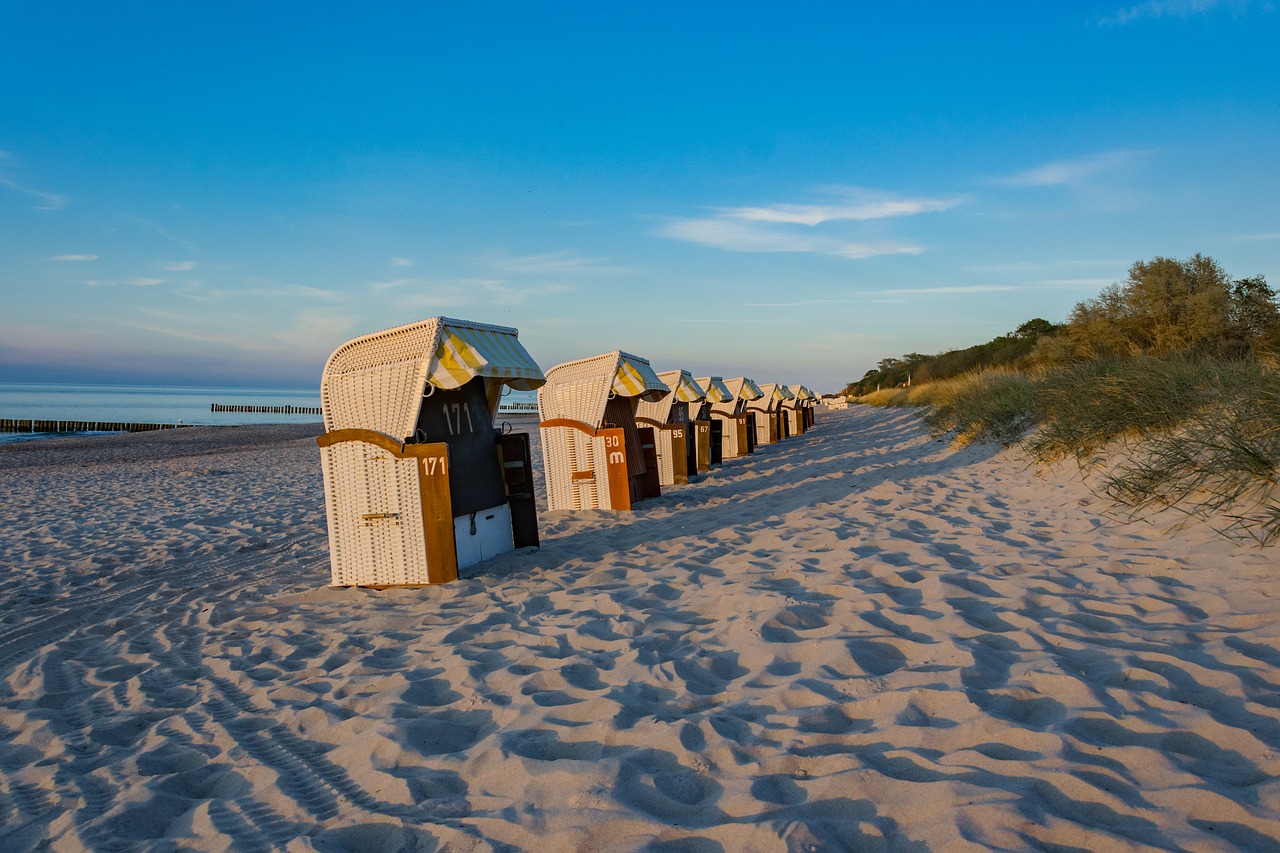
[636,370,708,487]
[317,317,545,587]
[538,351,670,511]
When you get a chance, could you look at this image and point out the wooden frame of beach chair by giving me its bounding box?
[539,351,670,511]
[317,317,545,587]
[636,370,706,487]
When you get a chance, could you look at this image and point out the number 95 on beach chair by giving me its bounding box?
[317,317,545,587]
[636,370,707,487]
[538,351,670,511]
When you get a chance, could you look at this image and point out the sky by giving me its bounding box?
[2,1,1277,393]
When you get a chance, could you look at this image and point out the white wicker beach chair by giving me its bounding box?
[692,376,733,469]
[636,370,706,486]
[784,385,812,434]
[712,377,763,458]
[539,351,669,510]
[752,384,788,445]
[317,317,545,586]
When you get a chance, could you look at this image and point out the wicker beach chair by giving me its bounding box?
[539,351,669,510]
[317,317,545,586]
[636,370,707,486]
[691,376,732,470]
[749,382,787,446]
[798,386,818,429]
[716,377,764,458]
[785,385,816,434]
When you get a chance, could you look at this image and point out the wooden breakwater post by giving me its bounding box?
[0,419,193,434]
[210,404,323,415]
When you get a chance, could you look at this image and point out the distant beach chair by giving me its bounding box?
[690,376,733,471]
[800,386,818,428]
[317,317,545,586]
[715,377,764,458]
[636,370,707,486]
[783,384,810,436]
[751,383,788,446]
[539,351,670,510]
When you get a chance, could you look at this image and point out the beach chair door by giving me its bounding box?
[707,419,722,465]
[668,424,690,485]
[636,426,662,501]
[745,414,757,453]
[682,423,697,480]
[498,431,540,549]
[413,377,512,568]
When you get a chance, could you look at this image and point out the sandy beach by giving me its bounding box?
[1,407,1277,851]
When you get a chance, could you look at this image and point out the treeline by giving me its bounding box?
[854,253,1280,544]
[846,253,1279,396]
[843,318,1060,397]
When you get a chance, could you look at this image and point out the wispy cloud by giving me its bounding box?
[81,277,168,288]
[367,275,569,307]
[389,257,414,267]
[1097,0,1255,26]
[49,254,98,262]
[994,150,1149,187]
[481,249,630,276]
[1232,231,1280,241]
[661,217,923,259]
[158,260,196,271]
[727,191,958,227]
[0,176,67,211]
[1035,278,1116,288]
[878,285,1018,295]
[659,186,958,259]
[743,298,866,307]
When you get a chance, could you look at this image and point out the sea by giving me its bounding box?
[0,382,540,443]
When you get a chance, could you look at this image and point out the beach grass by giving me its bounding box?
[857,355,1280,544]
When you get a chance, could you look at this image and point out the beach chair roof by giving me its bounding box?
[661,371,706,403]
[756,383,789,411]
[724,377,764,401]
[694,376,735,404]
[637,370,705,423]
[539,351,669,429]
[321,316,545,436]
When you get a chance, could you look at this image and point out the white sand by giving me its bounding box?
[1,409,1277,851]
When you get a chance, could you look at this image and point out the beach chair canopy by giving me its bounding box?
[637,370,706,423]
[539,351,669,430]
[724,377,764,402]
[321,316,545,438]
[695,377,734,404]
[755,383,788,411]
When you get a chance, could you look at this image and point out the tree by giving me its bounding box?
[1039,254,1274,364]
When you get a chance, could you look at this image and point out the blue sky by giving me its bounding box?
[2,1,1276,392]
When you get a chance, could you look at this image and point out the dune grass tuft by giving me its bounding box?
[856,356,1280,544]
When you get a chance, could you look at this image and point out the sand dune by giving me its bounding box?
[1,409,1277,851]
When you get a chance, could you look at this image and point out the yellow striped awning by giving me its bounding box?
[426,320,546,391]
[699,377,734,403]
[736,378,764,401]
[612,352,669,401]
[777,385,796,401]
[666,371,706,403]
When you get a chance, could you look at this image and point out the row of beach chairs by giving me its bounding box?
[316,317,820,587]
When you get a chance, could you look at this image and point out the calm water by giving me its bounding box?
[0,383,541,443]
[0,383,322,442]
